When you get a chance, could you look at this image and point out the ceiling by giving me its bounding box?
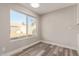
[21,3,75,15]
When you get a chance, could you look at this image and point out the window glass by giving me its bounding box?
[10,9,37,39]
[10,10,27,38]
[28,16,37,36]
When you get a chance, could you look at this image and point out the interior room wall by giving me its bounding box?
[41,5,77,50]
[0,3,40,55]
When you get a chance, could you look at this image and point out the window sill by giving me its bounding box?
[10,36,37,42]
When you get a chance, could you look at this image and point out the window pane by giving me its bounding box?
[28,16,37,36]
[10,10,27,38]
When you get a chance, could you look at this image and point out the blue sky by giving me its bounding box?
[10,10,33,25]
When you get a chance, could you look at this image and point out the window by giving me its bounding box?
[10,10,37,39]
[28,16,37,36]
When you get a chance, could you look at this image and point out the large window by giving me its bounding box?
[28,16,37,36]
[10,10,37,39]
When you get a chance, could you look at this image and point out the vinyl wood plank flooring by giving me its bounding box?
[13,42,78,56]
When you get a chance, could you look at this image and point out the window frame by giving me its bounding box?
[10,9,38,40]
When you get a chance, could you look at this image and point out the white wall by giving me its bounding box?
[76,4,79,53]
[0,4,40,55]
[41,5,77,50]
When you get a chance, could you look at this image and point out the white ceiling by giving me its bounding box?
[21,3,75,15]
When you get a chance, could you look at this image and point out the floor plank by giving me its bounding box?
[13,42,78,56]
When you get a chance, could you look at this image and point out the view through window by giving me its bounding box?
[10,10,37,39]
[28,16,37,36]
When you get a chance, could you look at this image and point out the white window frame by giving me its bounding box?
[10,9,38,40]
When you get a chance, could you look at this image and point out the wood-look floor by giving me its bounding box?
[13,42,78,56]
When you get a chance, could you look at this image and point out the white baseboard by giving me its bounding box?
[41,40,78,51]
[1,39,78,56]
[1,40,40,56]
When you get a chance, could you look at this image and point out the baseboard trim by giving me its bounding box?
[41,40,78,51]
[1,40,40,56]
[1,40,78,56]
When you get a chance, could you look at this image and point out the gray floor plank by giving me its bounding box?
[14,42,78,56]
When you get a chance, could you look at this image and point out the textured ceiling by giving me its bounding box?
[21,3,75,15]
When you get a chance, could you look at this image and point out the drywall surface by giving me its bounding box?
[41,5,77,49]
[0,4,40,55]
